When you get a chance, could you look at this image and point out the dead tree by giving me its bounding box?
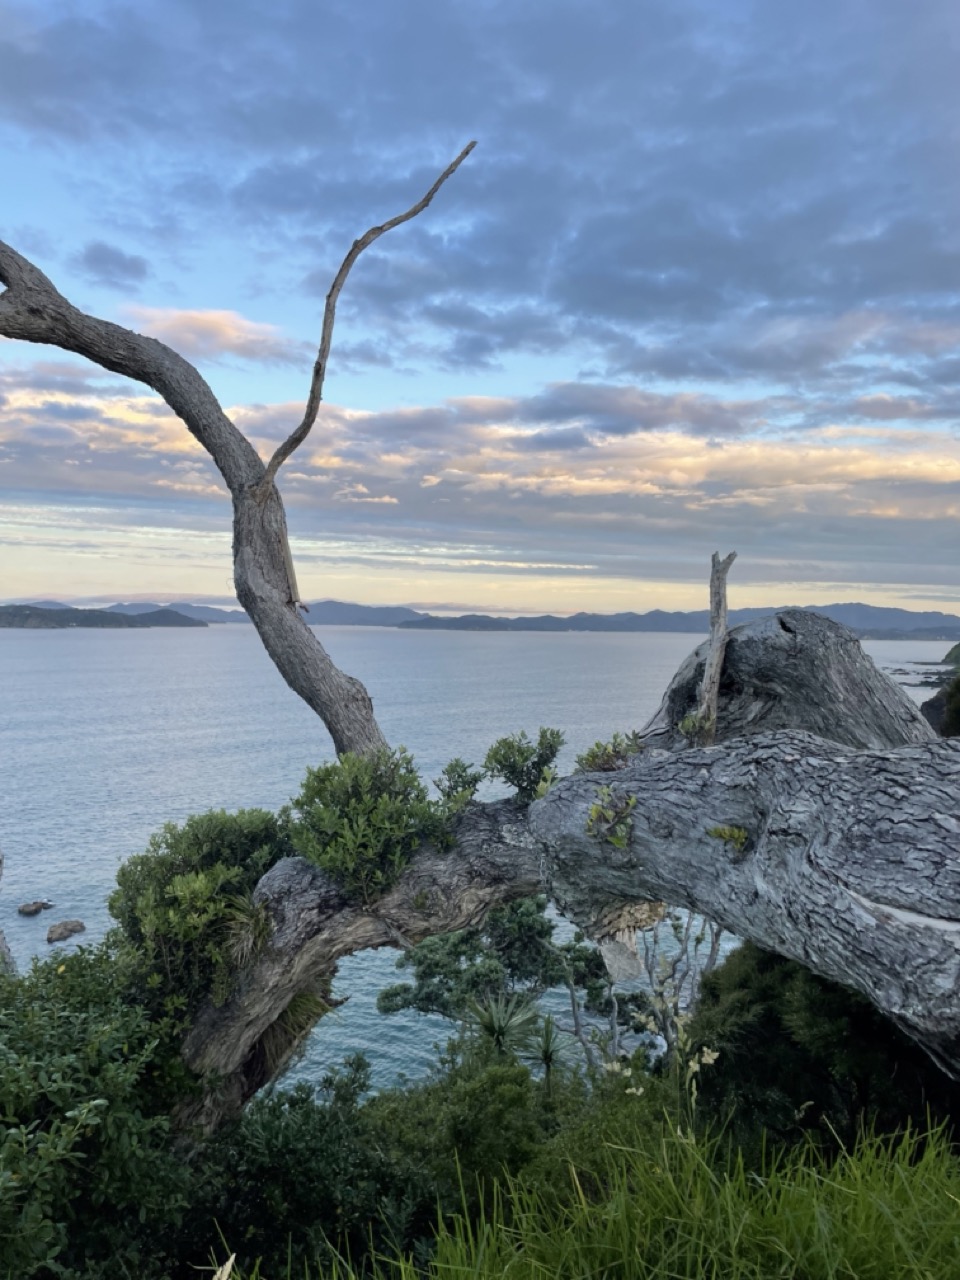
[3,171,959,1125]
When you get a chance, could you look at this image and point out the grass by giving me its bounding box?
[214,1120,960,1279]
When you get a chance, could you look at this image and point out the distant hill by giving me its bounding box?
[105,601,249,624]
[1,605,206,629]
[399,603,960,638]
[102,599,428,626]
[302,600,426,626]
[10,598,960,638]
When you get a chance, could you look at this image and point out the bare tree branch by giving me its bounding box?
[256,140,477,499]
[0,240,262,494]
[696,550,736,745]
[0,238,387,755]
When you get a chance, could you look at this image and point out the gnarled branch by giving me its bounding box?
[176,612,956,1131]
[1,152,478,754]
[257,141,477,498]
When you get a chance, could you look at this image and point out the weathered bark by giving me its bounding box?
[534,733,960,1079]
[639,609,935,752]
[695,550,736,744]
[173,613,959,1129]
[0,147,475,756]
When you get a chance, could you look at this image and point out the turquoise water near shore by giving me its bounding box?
[0,626,943,1085]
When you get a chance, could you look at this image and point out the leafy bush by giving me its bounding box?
[686,941,960,1149]
[433,756,484,808]
[365,1058,548,1219]
[288,749,448,904]
[188,1055,434,1276]
[483,727,564,802]
[377,897,608,1044]
[576,730,644,772]
[0,947,187,1279]
[585,784,637,848]
[109,807,291,1020]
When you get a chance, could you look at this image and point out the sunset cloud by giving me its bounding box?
[123,308,309,367]
[1,0,959,608]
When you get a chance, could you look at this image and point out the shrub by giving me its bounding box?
[0,947,188,1279]
[288,749,447,904]
[686,941,960,1150]
[483,727,564,802]
[576,730,644,772]
[187,1055,433,1276]
[109,808,291,1021]
[433,756,484,808]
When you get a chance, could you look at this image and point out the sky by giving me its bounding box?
[1,0,959,614]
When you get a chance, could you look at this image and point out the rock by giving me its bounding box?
[46,919,86,944]
[18,899,54,916]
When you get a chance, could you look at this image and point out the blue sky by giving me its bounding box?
[1,0,959,612]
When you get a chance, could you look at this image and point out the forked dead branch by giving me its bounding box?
[2,161,960,1123]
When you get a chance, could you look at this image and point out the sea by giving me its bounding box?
[0,625,947,1088]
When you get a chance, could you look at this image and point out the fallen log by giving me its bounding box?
[176,611,958,1129]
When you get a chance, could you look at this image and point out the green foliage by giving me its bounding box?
[377,897,607,1028]
[676,709,706,739]
[483,727,564,802]
[109,807,290,1020]
[586,784,637,848]
[686,942,960,1150]
[433,756,484,809]
[289,749,448,904]
[576,730,644,772]
[365,1058,549,1220]
[942,671,960,736]
[706,823,749,858]
[0,947,187,1279]
[410,1122,960,1280]
[189,1055,433,1276]
[461,994,541,1061]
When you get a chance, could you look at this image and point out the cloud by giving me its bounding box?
[123,307,310,366]
[3,0,960,607]
[74,241,149,290]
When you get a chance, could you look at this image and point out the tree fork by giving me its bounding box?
[0,145,476,756]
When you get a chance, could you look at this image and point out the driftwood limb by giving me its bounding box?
[695,550,736,745]
[256,141,477,499]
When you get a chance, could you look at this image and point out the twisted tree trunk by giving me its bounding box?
[0,145,474,756]
[172,611,958,1131]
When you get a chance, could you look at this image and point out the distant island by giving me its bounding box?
[0,605,206,629]
[396,602,960,640]
[4,598,960,640]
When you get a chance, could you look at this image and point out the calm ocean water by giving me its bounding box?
[0,625,945,1086]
